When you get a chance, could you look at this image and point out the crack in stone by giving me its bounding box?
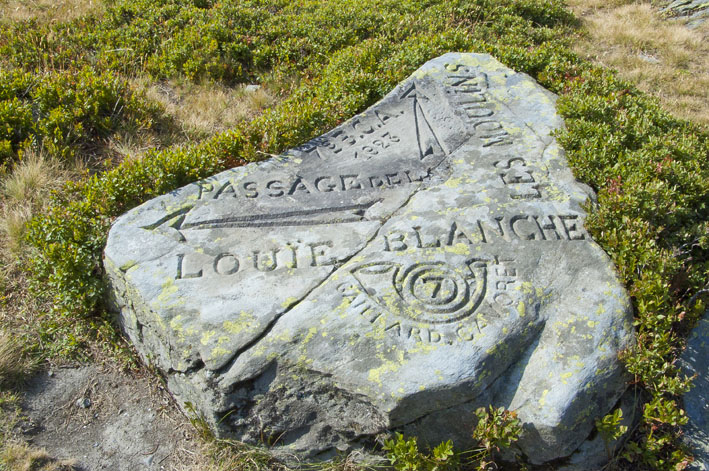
[208,185,427,377]
[187,126,456,378]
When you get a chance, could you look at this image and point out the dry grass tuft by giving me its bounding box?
[0,0,99,24]
[2,152,67,204]
[0,443,76,471]
[138,79,276,139]
[105,130,164,163]
[0,151,75,254]
[200,439,288,471]
[568,1,709,127]
[0,333,33,389]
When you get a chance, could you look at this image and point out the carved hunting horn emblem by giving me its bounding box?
[351,260,488,324]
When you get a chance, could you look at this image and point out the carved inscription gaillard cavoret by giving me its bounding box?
[335,255,529,345]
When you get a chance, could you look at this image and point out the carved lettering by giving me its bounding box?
[428,329,442,343]
[408,327,423,342]
[215,182,236,199]
[413,226,441,248]
[477,217,509,243]
[458,93,487,104]
[213,253,240,275]
[197,171,429,201]
[288,178,311,195]
[176,253,203,280]
[194,181,214,199]
[495,158,542,199]
[381,215,586,249]
[385,322,402,336]
[243,181,258,198]
[482,134,514,147]
[266,180,285,197]
[386,173,403,186]
[466,107,494,118]
[404,170,424,183]
[370,176,385,188]
[340,175,364,191]
[446,221,474,246]
[511,215,539,240]
[456,325,475,341]
[375,110,394,125]
[314,176,337,192]
[337,283,359,298]
[533,215,561,240]
[285,243,298,269]
[558,215,586,240]
[352,118,375,135]
[253,249,279,272]
[309,241,336,266]
[384,232,408,252]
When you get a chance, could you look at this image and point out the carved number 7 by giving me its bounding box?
[422,276,445,298]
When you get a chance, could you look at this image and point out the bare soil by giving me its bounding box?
[15,364,203,471]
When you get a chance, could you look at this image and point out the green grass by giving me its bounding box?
[0,0,707,469]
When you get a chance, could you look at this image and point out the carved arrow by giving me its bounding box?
[140,201,381,242]
[400,82,448,160]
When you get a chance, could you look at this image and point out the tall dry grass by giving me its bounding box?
[0,151,76,255]
[568,1,709,127]
[0,442,76,471]
[137,80,275,139]
[0,0,99,23]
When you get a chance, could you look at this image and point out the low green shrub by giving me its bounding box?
[0,67,157,163]
[383,434,458,471]
[8,0,708,468]
[383,407,522,471]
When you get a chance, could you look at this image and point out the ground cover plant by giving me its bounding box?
[0,0,707,469]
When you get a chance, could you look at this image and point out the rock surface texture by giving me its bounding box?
[104,53,634,464]
[661,0,709,28]
[680,310,709,470]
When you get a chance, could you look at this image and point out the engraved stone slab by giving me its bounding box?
[104,54,634,464]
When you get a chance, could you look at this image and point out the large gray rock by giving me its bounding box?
[104,53,634,464]
[681,310,709,470]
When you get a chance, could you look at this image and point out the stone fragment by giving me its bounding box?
[76,397,91,409]
[104,53,634,464]
[661,0,709,27]
[680,310,709,470]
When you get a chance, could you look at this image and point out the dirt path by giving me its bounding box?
[16,365,203,471]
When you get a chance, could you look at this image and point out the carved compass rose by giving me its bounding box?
[351,260,488,324]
